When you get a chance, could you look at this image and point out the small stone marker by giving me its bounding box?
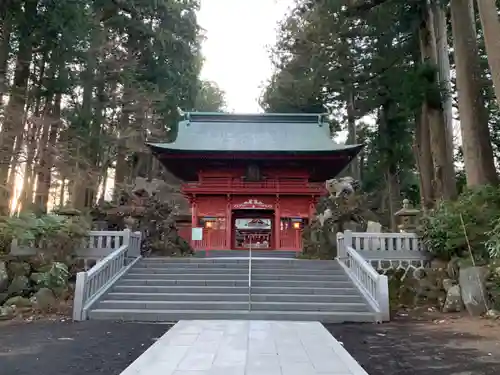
[459,266,489,316]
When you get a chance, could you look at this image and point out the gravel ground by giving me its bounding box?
[0,320,170,375]
[326,315,500,375]
[1,316,500,375]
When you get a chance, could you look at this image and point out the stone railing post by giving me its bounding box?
[376,274,390,321]
[394,199,420,232]
[73,271,88,321]
[344,229,353,248]
[122,228,131,252]
[336,232,346,259]
[131,231,142,257]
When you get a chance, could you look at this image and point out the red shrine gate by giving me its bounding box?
[148,112,362,253]
[184,193,320,251]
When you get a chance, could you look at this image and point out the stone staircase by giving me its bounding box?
[194,250,298,258]
[88,257,377,323]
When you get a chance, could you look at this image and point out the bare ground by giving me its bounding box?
[326,311,500,375]
[0,320,171,375]
[0,312,499,375]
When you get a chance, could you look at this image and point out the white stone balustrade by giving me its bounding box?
[10,229,142,268]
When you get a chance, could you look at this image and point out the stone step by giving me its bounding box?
[125,273,249,281]
[84,257,376,323]
[123,272,349,281]
[195,250,299,258]
[139,258,339,268]
[96,300,370,312]
[131,266,343,275]
[112,285,360,295]
[107,292,249,302]
[88,308,376,323]
[106,292,365,303]
[116,278,353,288]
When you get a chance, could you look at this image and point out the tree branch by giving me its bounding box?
[346,0,394,16]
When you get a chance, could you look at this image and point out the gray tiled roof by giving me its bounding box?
[147,112,361,153]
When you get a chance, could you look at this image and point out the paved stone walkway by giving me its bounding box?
[120,320,368,375]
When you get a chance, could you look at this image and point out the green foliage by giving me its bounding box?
[420,186,500,260]
[194,80,227,112]
[261,0,426,209]
[33,262,70,290]
[260,62,326,114]
[1,213,62,241]
[417,61,445,110]
[0,212,90,259]
[485,220,500,259]
[2,0,208,212]
[0,212,88,241]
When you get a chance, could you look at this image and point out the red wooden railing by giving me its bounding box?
[192,229,226,250]
[189,227,302,251]
[183,179,325,195]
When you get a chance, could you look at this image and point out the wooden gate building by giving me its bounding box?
[148,112,362,252]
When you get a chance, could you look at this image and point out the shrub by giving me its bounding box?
[0,212,91,261]
[420,185,500,261]
[35,262,71,290]
[485,219,500,259]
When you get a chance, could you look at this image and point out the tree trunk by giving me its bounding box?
[0,1,12,106]
[98,163,109,205]
[346,88,360,180]
[0,0,38,214]
[114,97,130,200]
[476,0,500,107]
[414,105,435,210]
[385,169,400,231]
[19,121,38,211]
[114,35,135,201]
[378,104,400,230]
[149,155,159,181]
[87,70,107,206]
[13,49,48,212]
[419,12,457,200]
[34,92,61,213]
[450,0,498,186]
[432,3,454,156]
[72,10,103,210]
[5,132,23,201]
[59,178,65,207]
[33,102,52,213]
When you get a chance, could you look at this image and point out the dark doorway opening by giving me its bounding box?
[232,209,274,249]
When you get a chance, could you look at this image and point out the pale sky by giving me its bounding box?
[198,0,293,113]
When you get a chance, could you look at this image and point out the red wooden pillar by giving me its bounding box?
[191,199,198,249]
[226,195,232,250]
[274,196,281,250]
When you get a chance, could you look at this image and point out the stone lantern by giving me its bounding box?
[394,199,420,232]
[53,203,81,217]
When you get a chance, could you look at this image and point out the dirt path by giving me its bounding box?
[0,320,170,375]
[1,315,499,375]
[326,313,500,375]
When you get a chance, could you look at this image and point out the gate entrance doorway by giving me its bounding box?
[232,209,274,250]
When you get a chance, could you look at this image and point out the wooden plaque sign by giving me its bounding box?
[233,199,273,210]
